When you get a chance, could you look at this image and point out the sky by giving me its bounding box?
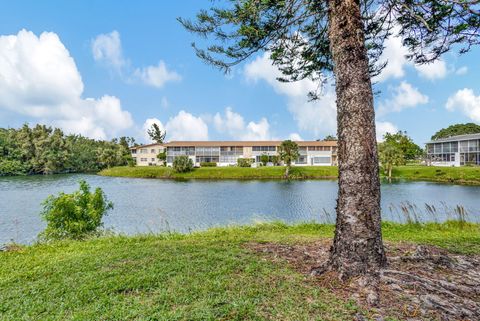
[0,1,479,146]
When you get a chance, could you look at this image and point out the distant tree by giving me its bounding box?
[173,156,194,173]
[383,131,423,161]
[260,154,269,166]
[39,180,113,240]
[378,143,404,179]
[431,123,480,140]
[147,124,166,144]
[0,124,135,176]
[323,135,338,141]
[278,140,299,179]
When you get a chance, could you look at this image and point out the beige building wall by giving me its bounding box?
[242,146,252,158]
[132,144,165,166]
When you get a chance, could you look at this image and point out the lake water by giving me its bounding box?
[1,174,479,244]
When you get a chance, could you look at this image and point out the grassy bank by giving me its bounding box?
[1,221,479,320]
[390,165,480,185]
[99,165,480,184]
[99,165,339,180]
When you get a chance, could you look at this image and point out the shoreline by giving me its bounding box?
[98,165,480,185]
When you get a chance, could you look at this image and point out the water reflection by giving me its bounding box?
[0,174,479,244]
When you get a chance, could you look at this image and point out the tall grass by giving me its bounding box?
[386,201,472,225]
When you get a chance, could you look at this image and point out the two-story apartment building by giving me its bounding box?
[426,133,480,166]
[130,143,166,166]
[131,140,338,167]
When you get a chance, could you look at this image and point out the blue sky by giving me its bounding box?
[0,1,479,145]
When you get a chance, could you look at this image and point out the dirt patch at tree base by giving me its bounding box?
[246,240,480,320]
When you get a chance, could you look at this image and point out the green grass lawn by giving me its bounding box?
[99,165,339,180]
[1,221,479,320]
[99,165,480,185]
[390,165,480,185]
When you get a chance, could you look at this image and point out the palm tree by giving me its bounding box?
[278,140,299,179]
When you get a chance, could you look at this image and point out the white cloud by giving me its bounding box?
[0,29,133,139]
[288,133,303,141]
[375,27,448,82]
[91,30,125,71]
[446,88,480,122]
[134,61,181,88]
[213,107,273,140]
[375,33,409,82]
[376,121,398,142]
[415,59,447,80]
[92,31,180,88]
[142,117,165,142]
[243,118,271,140]
[379,81,429,114]
[245,52,337,137]
[164,110,208,141]
[455,66,468,76]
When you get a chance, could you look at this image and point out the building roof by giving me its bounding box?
[130,143,164,149]
[426,133,480,144]
[161,140,337,147]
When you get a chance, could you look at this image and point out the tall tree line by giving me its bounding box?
[0,124,134,176]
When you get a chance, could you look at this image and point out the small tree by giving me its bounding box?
[259,154,269,166]
[157,150,167,166]
[173,155,193,173]
[39,180,113,240]
[147,124,166,144]
[271,155,281,166]
[378,143,404,179]
[278,140,299,179]
[383,131,423,162]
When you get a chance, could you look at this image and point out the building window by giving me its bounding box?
[151,158,156,162]
[295,156,307,164]
[140,149,148,154]
[140,158,147,162]
[131,149,137,154]
[220,146,243,156]
[468,140,479,152]
[151,149,156,153]
[195,156,219,163]
[166,146,195,156]
[313,156,331,164]
[252,146,276,152]
[308,146,330,151]
[195,147,220,156]
[219,156,239,163]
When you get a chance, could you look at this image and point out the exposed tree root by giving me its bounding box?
[247,241,480,320]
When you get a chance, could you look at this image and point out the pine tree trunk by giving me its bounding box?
[327,0,387,278]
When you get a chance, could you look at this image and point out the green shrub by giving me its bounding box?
[200,162,217,167]
[271,155,281,166]
[237,158,254,167]
[260,154,269,166]
[39,180,113,240]
[173,155,194,173]
[0,159,29,176]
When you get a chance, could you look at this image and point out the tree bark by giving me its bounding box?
[327,0,387,278]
